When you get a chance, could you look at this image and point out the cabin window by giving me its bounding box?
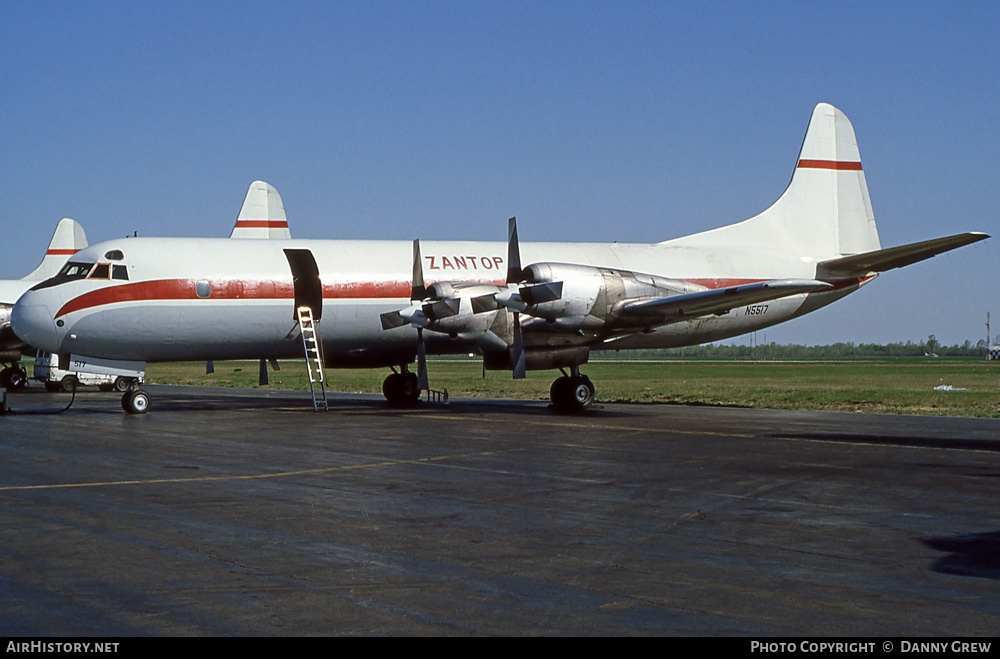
[89,263,111,280]
[104,250,125,261]
[112,265,129,280]
[195,280,211,298]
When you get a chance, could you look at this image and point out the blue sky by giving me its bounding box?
[3,1,997,345]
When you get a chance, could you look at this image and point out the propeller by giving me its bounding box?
[469,217,540,379]
[506,218,526,379]
[378,239,435,393]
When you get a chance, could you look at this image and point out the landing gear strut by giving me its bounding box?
[549,367,595,413]
[383,368,420,407]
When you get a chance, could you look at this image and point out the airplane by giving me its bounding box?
[11,103,989,414]
[0,218,88,390]
[0,181,290,392]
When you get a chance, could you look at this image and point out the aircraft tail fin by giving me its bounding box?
[665,103,881,260]
[230,181,292,239]
[22,218,88,281]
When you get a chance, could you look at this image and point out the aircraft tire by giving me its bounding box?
[383,372,420,406]
[550,375,595,413]
[0,368,11,389]
[60,375,78,393]
[570,376,596,411]
[399,373,420,405]
[122,389,150,414]
[114,377,133,393]
[382,373,402,404]
[6,367,27,391]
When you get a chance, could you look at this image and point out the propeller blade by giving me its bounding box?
[380,310,407,330]
[471,293,500,314]
[206,360,214,374]
[416,328,429,392]
[506,217,522,285]
[424,297,460,320]
[258,358,269,386]
[411,239,427,302]
[519,280,563,306]
[511,312,526,380]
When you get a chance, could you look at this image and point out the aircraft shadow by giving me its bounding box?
[923,531,1000,580]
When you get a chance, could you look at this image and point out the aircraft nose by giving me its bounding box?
[11,293,61,353]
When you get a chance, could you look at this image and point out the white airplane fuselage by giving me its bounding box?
[11,236,862,366]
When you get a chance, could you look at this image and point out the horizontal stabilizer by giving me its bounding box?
[818,232,989,275]
[622,279,833,320]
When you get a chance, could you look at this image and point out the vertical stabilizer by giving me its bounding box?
[665,103,881,259]
[230,181,292,239]
[22,218,88,281]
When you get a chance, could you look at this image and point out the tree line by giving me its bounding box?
[612,336,993,359]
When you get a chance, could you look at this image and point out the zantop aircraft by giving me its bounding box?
[0,218,87,389]
[11,104,988,413]
[0,181,290,392]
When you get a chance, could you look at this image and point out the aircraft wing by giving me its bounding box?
[818,232,989,276]
[620,279,833,321]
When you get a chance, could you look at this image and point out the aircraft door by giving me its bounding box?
[283,249,323,321]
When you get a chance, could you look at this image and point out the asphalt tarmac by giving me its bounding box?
[1,385,998,636]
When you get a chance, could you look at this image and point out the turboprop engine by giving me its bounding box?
[482,262,707,332]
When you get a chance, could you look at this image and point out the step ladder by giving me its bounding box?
[297,306,328,411]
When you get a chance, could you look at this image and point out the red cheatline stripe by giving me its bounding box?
[797,159,863,170]
[54,275,867,319]
[46,249,78,255]
[233,220,289,228]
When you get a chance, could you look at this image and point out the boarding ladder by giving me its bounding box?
[296,306,328,411]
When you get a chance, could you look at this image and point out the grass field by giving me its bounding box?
[142,357,1000,418]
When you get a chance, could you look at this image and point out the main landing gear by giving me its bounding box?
[549,367,595,414]
[121,386,151,415]
[382,368,421,407]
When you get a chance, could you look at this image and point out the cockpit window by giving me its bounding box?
[30,261,96,291]
[112,265,129,280]
[90,263,111,279]
[59,262,94,279]
[104,250,125,261]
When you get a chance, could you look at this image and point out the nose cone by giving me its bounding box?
[11,292,61,353]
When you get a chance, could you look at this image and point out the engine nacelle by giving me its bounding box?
[520,262,703,330]
[421,282,507,339]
